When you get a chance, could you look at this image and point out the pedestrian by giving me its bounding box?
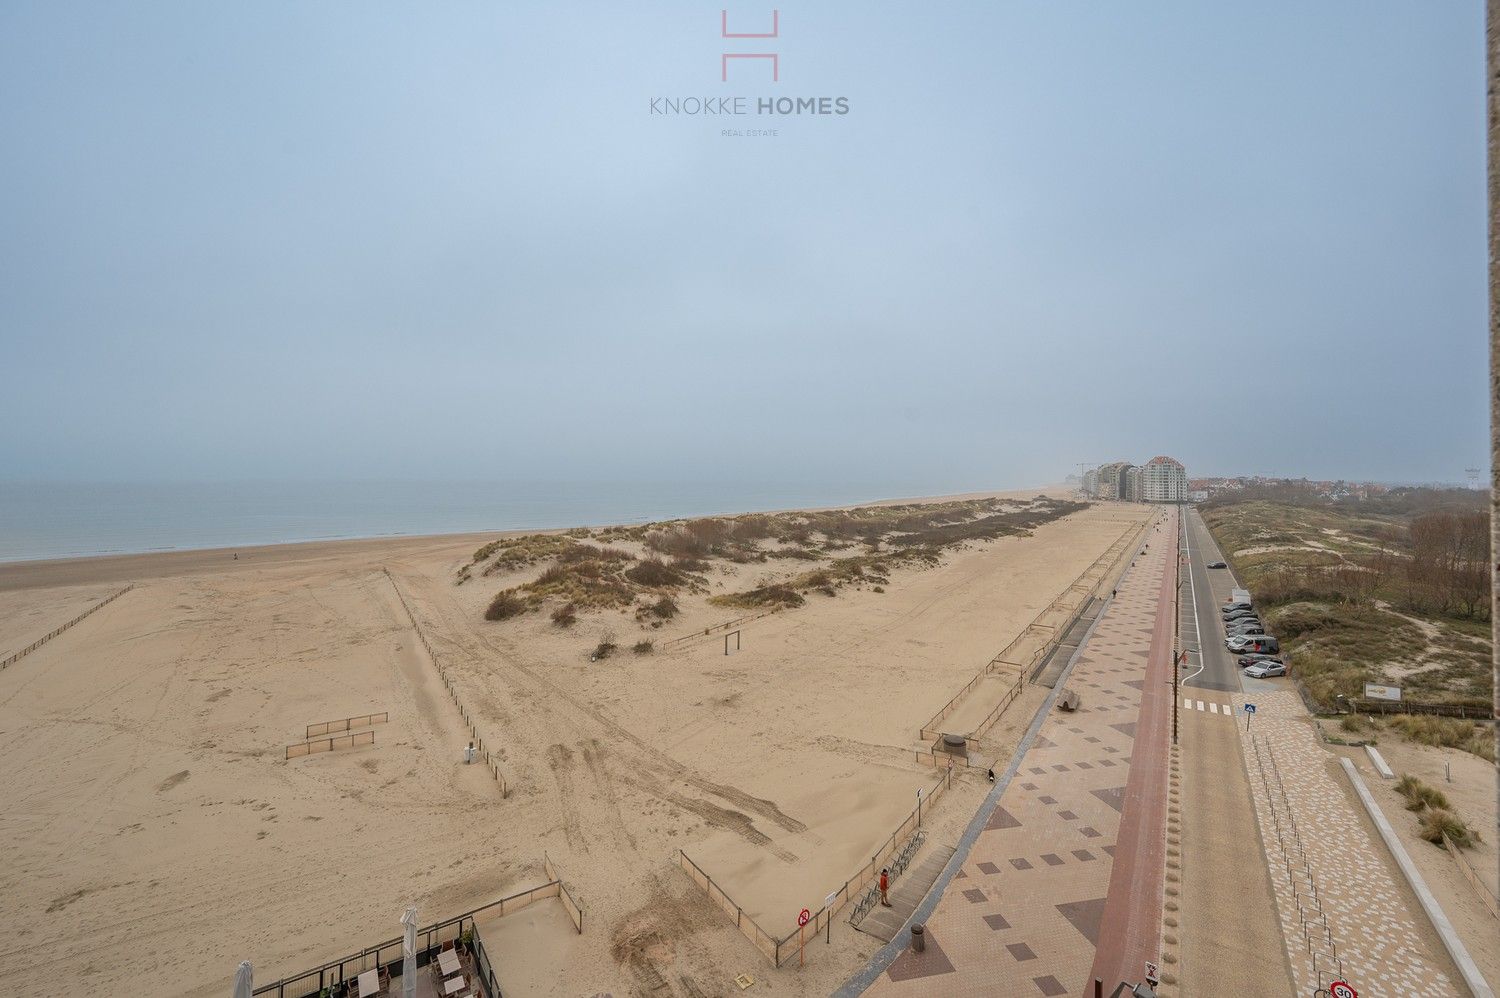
[879,868,892,907]
[1112,588,1117,599]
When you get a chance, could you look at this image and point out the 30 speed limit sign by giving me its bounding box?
[1329,982,1357,998]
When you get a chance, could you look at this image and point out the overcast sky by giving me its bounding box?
[0,2,1486,490]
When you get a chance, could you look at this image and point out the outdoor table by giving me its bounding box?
[438,950,461,977]
[443,975,467,996]
[357,969,379,997]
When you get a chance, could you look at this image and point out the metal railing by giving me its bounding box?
[677,766,954,968]
[251,876,578,997]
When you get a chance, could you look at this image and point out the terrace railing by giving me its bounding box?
[251,880,571,997]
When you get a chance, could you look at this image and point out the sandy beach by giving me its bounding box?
[0,488,1152,997]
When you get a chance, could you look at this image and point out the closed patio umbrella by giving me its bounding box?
[401,906,418,998]
[231,960,253,998]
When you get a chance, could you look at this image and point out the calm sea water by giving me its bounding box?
[0,479,992,563]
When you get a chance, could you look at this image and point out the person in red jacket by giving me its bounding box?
[879,868,892,907]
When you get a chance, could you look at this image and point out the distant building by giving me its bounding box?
[1123,466,1143,502]
[1094,461,1132,500]
[1142,456,1187,503]
[1082,468,1098,496]
[1188,489,1209,503]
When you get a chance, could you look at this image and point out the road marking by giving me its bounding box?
[1196,700,1205,712]
[1209,703,1219,714]
[1181,510,1206,686]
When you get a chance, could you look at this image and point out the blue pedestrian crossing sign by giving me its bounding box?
[1244,703,1257,714]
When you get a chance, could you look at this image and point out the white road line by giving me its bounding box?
[1181,510,1205,686]
[1209,703,1218,714]
[1196,699,1206,712]
[1183,696,1191,709]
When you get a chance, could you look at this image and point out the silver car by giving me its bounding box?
[1244,662,1287,678]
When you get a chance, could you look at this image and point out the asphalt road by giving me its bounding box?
[1178,507,1246,693]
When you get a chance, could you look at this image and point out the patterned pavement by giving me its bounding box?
[1236,689,1458,997]
[866,516,1174,997]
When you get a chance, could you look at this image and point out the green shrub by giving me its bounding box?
[551,603,577,628]
[1418,808,1477,849]
[632,640,654,655]
[710,583,806,609]
[625,558,687,587]
[1394,773,1450,812]
[485,590,527,621]
[1388,716,1496,763]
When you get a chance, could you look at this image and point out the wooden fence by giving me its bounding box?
[286,730,376,759]
[544,852,584,933]
[918,516,1146,746]
[306,711,388,738]
[0,584,134,671]
[661,606,783,651]
[383,568,509,798]
[1444,834,1500,920]
[677,766,955,968]
[1346,698,1493,720]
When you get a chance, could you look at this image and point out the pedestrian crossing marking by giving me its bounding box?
[1181,697,1232,716]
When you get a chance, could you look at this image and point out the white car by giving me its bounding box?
[1244,662,1287,679]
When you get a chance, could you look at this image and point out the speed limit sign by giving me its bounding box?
[1329,982,1357,998]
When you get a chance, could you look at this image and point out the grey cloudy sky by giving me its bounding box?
[0,2,1487,489]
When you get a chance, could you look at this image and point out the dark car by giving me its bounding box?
[1238,654,1282,668]
[1208,561,1227,569]
[1221,602,1252,614]
[1223,611,1259,624]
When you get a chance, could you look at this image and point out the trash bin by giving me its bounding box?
[910,924,925,953]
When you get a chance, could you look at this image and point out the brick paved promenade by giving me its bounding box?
[1236,689,1458,997]
[865,514,1173,997]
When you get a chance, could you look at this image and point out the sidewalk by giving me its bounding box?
[864,517,1173,997]
[1236,689,1457,997]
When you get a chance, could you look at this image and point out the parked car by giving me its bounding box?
[1237,654,1283,668]
[1223,610,1259,622]
[1224,616,1261,629]
[1221,603,1252,615]
[1227,622,1265,636]
[1245,662,1287,678]
[1227,634,1278,653]
[1207,561,1227,569]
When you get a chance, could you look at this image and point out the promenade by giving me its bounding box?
[863,513,1175,996]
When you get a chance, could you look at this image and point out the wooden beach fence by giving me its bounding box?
[286,730,376,759]
[382,568,509,798]
[916,514,1149,760]
[544,852,584,933]
[306,711,388,739]
[0,584,134,672]
[1444,834,1500,920]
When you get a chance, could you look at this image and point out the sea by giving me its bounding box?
[0,479,1010,563]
